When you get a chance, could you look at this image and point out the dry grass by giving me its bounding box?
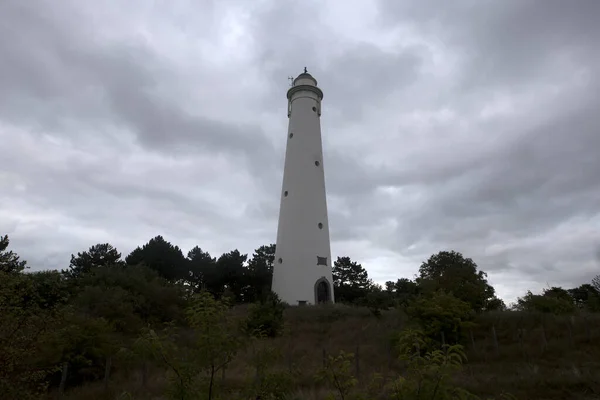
[48,305,600,400]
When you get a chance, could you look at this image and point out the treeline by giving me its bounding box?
[1,233,599,398]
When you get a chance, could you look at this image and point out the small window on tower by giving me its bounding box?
[278,258,283,264]
[312,106,317,112]
[289,133,293,138]
[315,161,320,166]
[316,256,327,266]
[284,191,288,197]
[318,222,323,229]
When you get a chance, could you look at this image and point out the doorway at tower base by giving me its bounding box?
[286,277,334,306]
[314,277,332,304]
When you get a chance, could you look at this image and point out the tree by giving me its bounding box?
[385,278,420,307]
[244,244,275,303]
[569,283,600,311]
[143,291,241,400]
[245,291,285,338]
[515,290,575,314]
[0,269,66,397]
[332,256,372,304]
[485,297,507,311]
[417,251,499,312]
[406,290,474,345]
[543,286,573,303]
[26,270,71,310]
[187,246,217,292]
[63,243,123,280]
[186,292,241,399]
[0,235,27,274]
[215,250,247,302]
[73,264,187,332]
[592,275,600,293]
[125,235,188,282]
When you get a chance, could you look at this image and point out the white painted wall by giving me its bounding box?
[272,73,335,305]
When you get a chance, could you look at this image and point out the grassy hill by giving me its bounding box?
[52,305,600,400]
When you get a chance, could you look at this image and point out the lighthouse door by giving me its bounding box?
[315,279,331,304]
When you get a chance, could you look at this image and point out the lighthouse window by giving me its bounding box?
[278,258,283,264]
[289,132,293,138]
[315,161,320,166]
[312,106,317,112]
[318,222,323,229]
[284,191,288,197]
[316,256,327,266]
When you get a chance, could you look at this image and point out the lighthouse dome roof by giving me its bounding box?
[294,71,318,87]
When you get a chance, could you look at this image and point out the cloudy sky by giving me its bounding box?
[1,0,599,303]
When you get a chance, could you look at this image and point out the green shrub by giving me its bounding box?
[406,290,474,346]
[515,290,576,315]
[245,291,285,338]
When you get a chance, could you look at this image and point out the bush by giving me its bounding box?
[245,291,285,338]
[515,290,576,315]
[406,290,474,346]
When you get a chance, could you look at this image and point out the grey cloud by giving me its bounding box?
[248,1,424,123]
[1,0,599,304]
[0,1,275,171]
[377,0,600,90]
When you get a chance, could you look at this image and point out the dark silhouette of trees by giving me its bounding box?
[332,256,373,304]
[215,249,248,302]
[569,284,600,310]
[4,229,600,398]
[0,234,27,273]
[385,278,420,307]
[63,243,123,279]
[416,250,501,312]
[125,235,188,281]
[244,244,275,303]
[187,246,218,293]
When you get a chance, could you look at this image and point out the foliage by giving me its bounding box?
[137,328,201,400]
[126,235,188,281]
[187,246,217,293]
[245,291,286,338]
[356,284,394,317]
[143,291,242,400]
[214,249,248,302]
[72,264,187,332]
[570,281,600,312]
[54,311,118,386]
[62,243,124,280]
[406,291,474,346]
[0,234,27,273]
[4,232,600,398]
[484,297,507,312]
[186,291,242,399]
[0,270,64,398]
[385,278,420,307]
[315,350,360,400]
[243,331,294,400]
[388,328,474,399]
[244,244,276,303]
[514,289,576,315]
[417,251,500,313]
[333,256,373,304]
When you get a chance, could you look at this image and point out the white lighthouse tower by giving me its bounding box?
[272,68,335,306]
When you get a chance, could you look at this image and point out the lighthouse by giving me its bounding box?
[271,68,335,306]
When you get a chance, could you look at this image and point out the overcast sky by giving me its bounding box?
[1,0,599,304]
